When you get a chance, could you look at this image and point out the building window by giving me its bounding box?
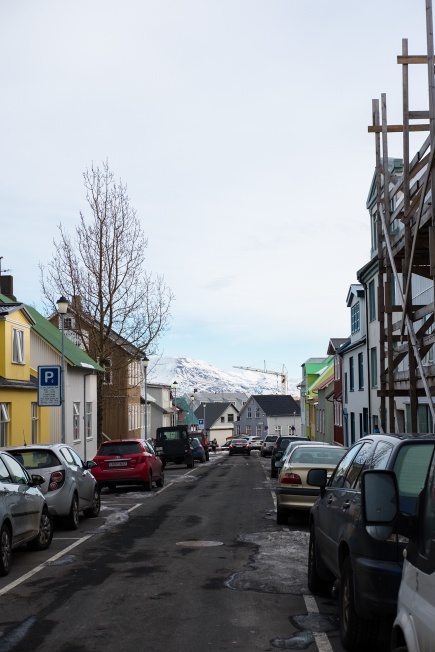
[73,403,80,440]
[274,425,281,435]
[255,407,260,418]
[256,425,262,437]
[335,356,341,381]
[351,303,360,334]
[247,407,252,418]
[371,211,378,254]
[31,403,38,443]
[349,357,354,391]
[86,402,92,438]
[102,359,112,384]
[227,413,234,422]
[220,416,225,423]
[368,280,376,321]
[64,316,73,329]
[370,347,378,388]
[246,425,251,436]
[350,412,355,445]
[0,404,10,447]
[358,352,364,390]
[12,328,24,364]
[235,425,240,436]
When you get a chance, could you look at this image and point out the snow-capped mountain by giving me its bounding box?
[146,356,300,397]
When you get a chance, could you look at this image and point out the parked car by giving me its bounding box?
[0,450,53,575]
[274,439,341,478]
[7,444,100,530]
[229,439,251,456]
[361,454,435,652]
[155,425,194,468]
[246,436,262,450]
[92,438,164,491]
[307,433,435,651]
[275,444,347,524]
[190,437,206,463]
[270,435,310,478]
[260,435,278,457]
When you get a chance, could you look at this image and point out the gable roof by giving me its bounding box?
[252,395,300,417]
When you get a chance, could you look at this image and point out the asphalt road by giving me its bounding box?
[0,452,346,652]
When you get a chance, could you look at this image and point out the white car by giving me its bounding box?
[0,451,53,575]
[6,444,100,530]
[246,436,262,450]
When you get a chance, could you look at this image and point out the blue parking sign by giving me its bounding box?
[38,365,61,406]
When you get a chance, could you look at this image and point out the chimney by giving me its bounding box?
[0,275,16,301]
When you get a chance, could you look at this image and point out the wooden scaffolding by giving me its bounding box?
[369,0,435,432]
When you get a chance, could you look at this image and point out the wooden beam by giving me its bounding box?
[368,124,430,133]
[397,55,429,64]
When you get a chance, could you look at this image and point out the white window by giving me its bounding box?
[274,425,281,435]
[85,402,92,439]
[255,407,260,418]
[12,328,24,364]
[0,404,10,447]
[247,407,252,418]
[256,425,262,437]
[246,425,251,436]
[102,359,112,385]
[73,403,80,440]
[31,403,38,443]
[227,413,234,422]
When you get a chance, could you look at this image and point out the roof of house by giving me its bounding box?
[251,395,301,417]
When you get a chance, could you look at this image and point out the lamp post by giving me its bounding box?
[172,381,178,426]
[190,394,195,430]
[142,356,149,440]
[202,402,206,436]
[57,296,69,444]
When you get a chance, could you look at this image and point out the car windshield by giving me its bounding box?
[290,447,346,464]
[98,442,142,456]
[10,450,60,469]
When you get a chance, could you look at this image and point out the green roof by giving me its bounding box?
[0,294,102,371]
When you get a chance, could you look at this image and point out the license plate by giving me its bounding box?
[108,460,127,467]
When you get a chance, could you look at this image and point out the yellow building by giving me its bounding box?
[0,302,49,446]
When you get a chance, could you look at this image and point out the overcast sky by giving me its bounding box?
[0,1,430,382]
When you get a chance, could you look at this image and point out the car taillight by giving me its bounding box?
[48,470,65,491]
[280,473,302,485]
[229,444,234,448]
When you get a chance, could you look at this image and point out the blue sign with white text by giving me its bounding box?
[38,365,61,406]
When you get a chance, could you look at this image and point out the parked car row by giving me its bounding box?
[269,432,435,652]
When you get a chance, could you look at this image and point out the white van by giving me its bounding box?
[361,452,435,652]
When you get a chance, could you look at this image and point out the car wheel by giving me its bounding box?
[187,456,194,469]
[339,556,379,650]
[307,524,334,595]
[156,469,164,488]
[65,494,79,530]
[0,524,12,576]
[83,487,101,518]
[200,455,205,463]
[28,507,53,551]
[276,509,288,525]
[271,468,277,478]
[206,452,210,461]
[144,472,153,491]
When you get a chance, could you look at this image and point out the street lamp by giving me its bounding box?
[172,381,178,426]
[57,296,69,444]
[142,356,149,440]
[202,402,206,435]
[190,394,195,429]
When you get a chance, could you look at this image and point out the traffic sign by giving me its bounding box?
[38,365,61,406]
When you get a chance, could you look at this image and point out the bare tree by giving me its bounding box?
[40,160,174,443]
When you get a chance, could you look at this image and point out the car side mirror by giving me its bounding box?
[307,468,327,488]
[275,461,283,469]
[361,470,398,541]
[85,461,97,469]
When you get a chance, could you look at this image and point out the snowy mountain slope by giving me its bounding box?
[146,356,300,397]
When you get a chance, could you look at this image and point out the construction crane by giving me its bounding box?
[233,363,287,394]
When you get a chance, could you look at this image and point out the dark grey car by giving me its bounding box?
[307,433,435,651]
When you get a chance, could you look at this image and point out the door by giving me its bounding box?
[60,446,95,510]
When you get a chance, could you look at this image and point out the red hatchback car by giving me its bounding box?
[92,439,164,492]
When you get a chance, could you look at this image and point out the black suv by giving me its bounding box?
[307,433,435,651]
[155,425,195,468]
[270,435,309,478]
